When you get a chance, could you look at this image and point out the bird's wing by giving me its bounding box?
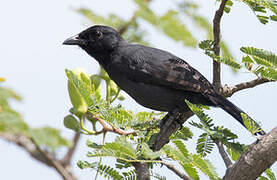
[121,45,215,94]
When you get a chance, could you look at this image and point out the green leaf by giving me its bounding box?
[199,40,241,69]
[225,142,247,161]
[241,113,263,135]
[90,75,101,91]
[192,15,213,38]
[66,68,96,117]
[67,80,88,117]
[257,15,269,24]
[241,47,277,67]
[139,142,162,160]
[77,160,97,169]
[160,11,197,47]
[31,127,70,151]
[76,8,124,27]
[87,136,137,160]
[259,176,269,180]
[226,146,241,161]
[0,87,22,102]
[172,140,189,158]
[196,133,214,157]
[135,0,197,47]
[192,154,219,180]
[0,111,28,133]
[243,0,277,24]
[117,94,125,101]
[134,0,159,25]
[64,115,80,132]
[162,145,199,179]
[186,100,214,131]
[170,126,193,140]
[86,139,103,149]
[270,15,277,21]
[265,168,276,180]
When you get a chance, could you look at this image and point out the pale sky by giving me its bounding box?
[0,0,276,179]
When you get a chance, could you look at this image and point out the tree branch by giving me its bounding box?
[214,140,233,168]
[223,127,277,180]
[0,133,78,180]
[161,161,193,180]
[0,133,51,166]
[61,132,81,166]
[212,0,228,91]
[33,138,78,180]
[222,77,273,97]
[133,162,150,180]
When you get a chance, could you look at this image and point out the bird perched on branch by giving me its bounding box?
[63,25,264,135]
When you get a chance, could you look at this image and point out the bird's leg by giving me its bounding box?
[159,112,170,128]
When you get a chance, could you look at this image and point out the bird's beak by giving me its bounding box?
[63,35,88,46]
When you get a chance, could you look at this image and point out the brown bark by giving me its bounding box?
[223,127,277,180]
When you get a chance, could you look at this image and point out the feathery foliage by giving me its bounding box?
[199,40,241,69]
[242,0,277,24]
[241,47,277,80]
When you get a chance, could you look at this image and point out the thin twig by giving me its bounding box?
[214,140,233,168]
[118,15,136,35]
[61,132,81,166]
[32,138,77,180]
[85,112,137,136]
[222,77,273,97]
[161,161,193,180]
[212,0,228,91]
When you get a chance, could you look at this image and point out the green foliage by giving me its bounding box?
[241,46,277,80]
[163,142,199,179]
[31,127,71,152]
[66,68,94,117]
[264,169,276,180]
[77,8,148,45]
[186,101,245,160]
[77,161,124,179]
[170,126,193,141]
[163,140,219,180]
[64,115,80,132]
[0,83,70,153]
[241,113,263,135]
[226,142,246,161]
[196,133,214,157]
[199,40,241,69]
[0,111,28,133]
[159,11,197,47]
[243,0,277,24]
[0,86,27,133]
[224,0,234,13]
[134,0,197,47]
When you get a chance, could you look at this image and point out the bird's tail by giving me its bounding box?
[206,93,265,135]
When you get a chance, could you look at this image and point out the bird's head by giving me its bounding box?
[63,25,125,58]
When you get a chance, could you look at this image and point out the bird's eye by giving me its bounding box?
[95,31,102,38]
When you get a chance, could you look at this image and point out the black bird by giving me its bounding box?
[63,25,264,135]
